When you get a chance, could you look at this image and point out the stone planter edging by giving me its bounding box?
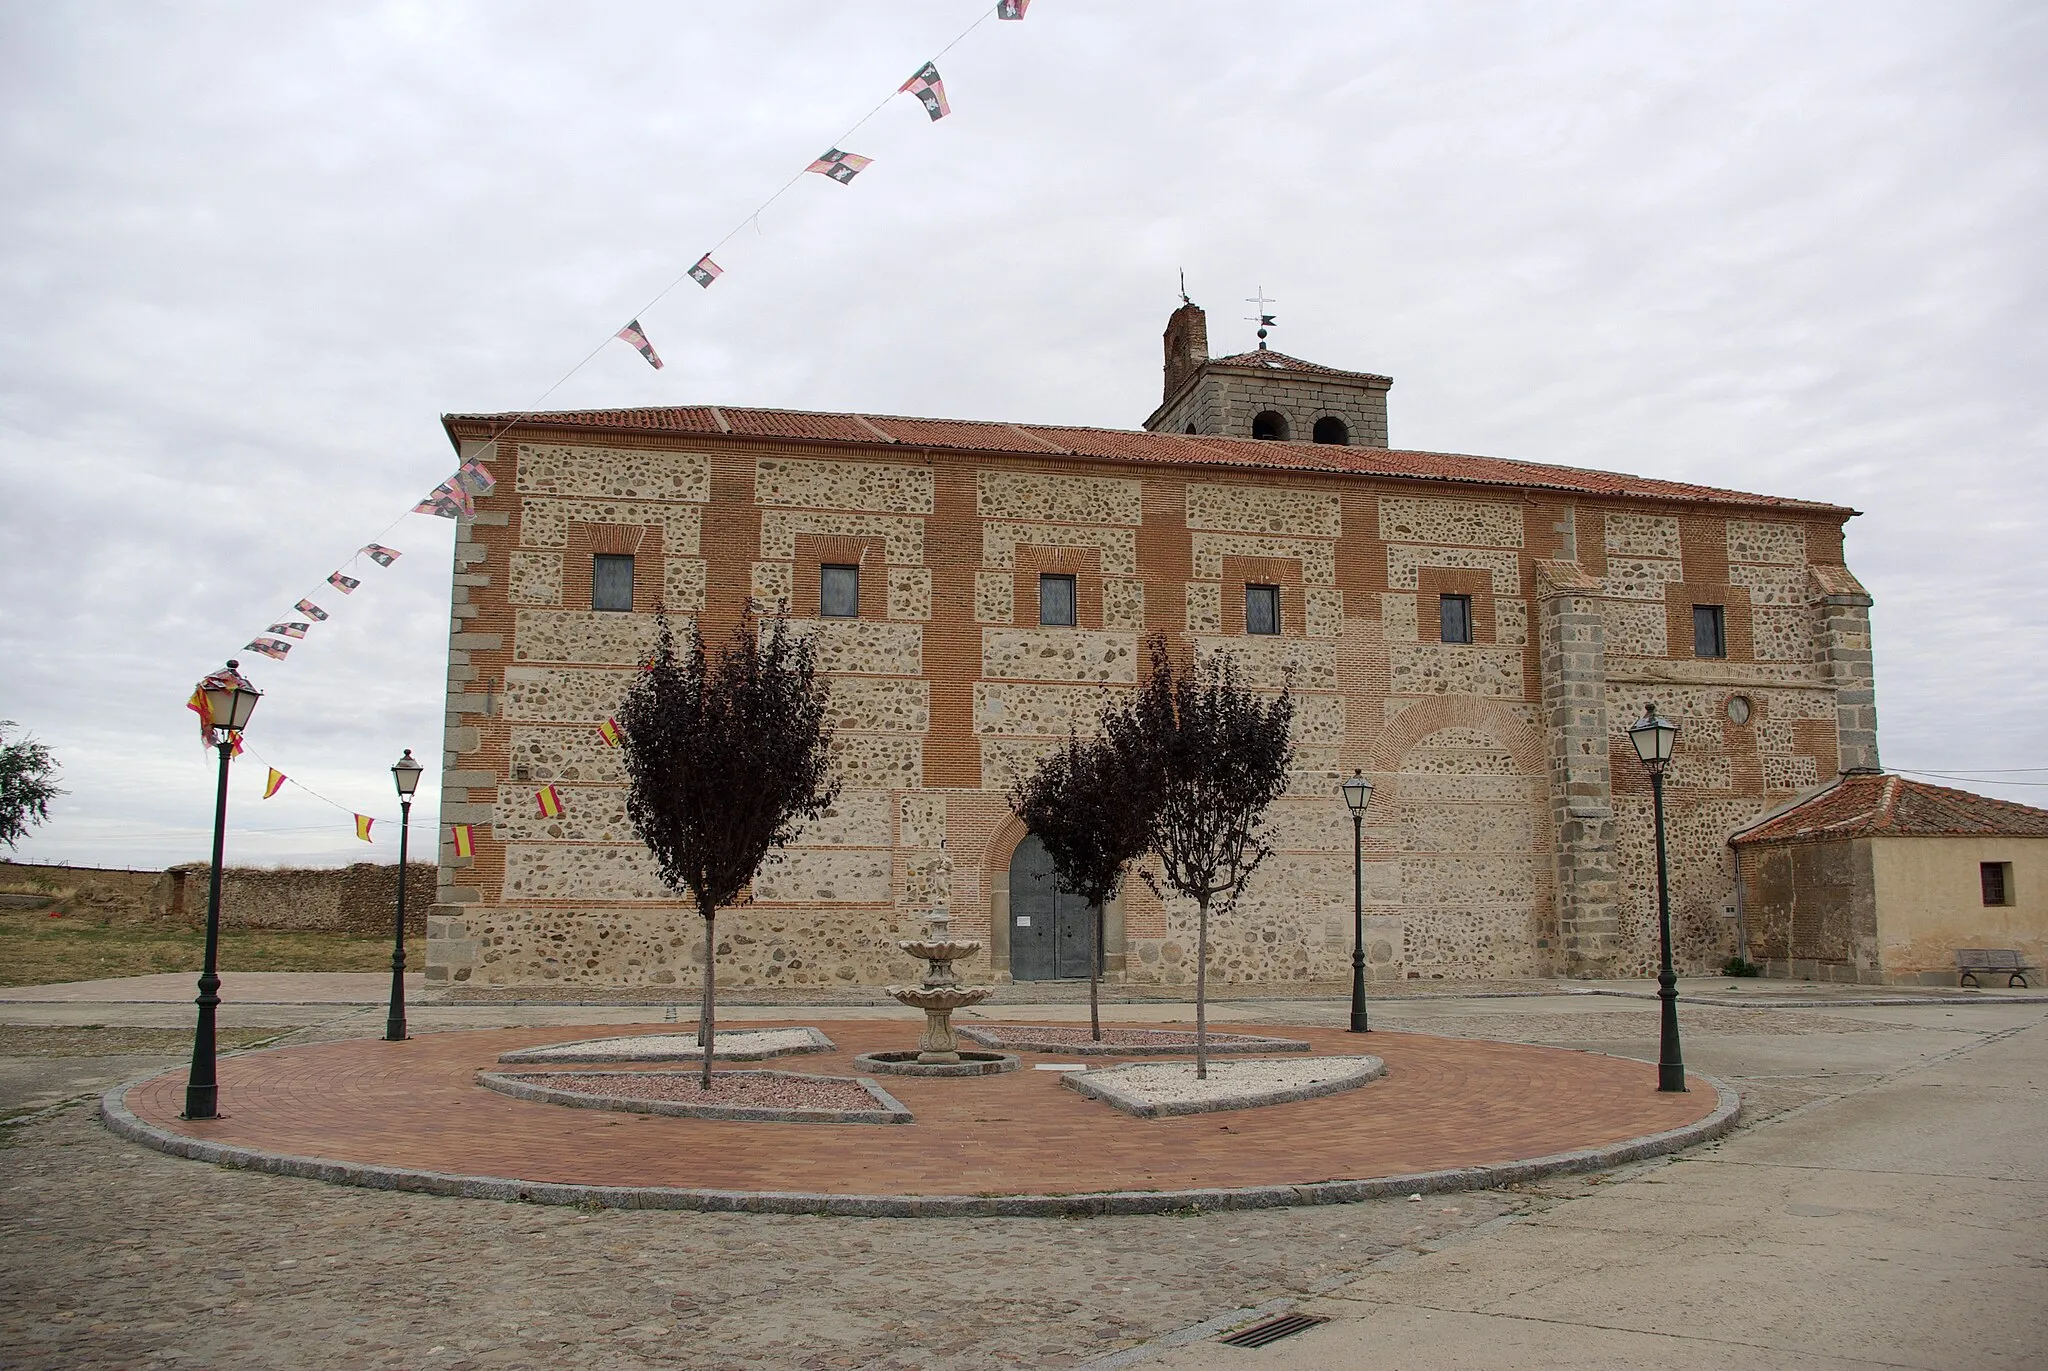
[1061,1055,1386,1118]
[100,1074,1740,1218]
[496,1027,835,1065]
[475,1069,911,1124]
[957,1025,1310,1056]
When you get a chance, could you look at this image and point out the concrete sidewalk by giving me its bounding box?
[1141,1017,2048,1370]
[0,971,423,1005]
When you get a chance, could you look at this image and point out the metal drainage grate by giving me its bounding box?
[1216,1312,1329,1348]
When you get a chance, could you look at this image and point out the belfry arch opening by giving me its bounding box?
[1251,410,1289,441]
[1312,415,1350,445]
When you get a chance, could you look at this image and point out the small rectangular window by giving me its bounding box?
[591,554,634,612]
[1439,594,1473,644]
[1245,584,1281,636]
[1693,604,1727,659]
[1039,574,1077,627]
[820,564,860,619]
[1981,862,2013,907]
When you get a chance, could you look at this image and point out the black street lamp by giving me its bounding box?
[1341,769,1374,1033]
[385,748,423,1042]
[185,660,261,1120]
[1628,701,1686,1093]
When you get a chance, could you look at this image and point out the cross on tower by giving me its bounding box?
[1244,287,1277,350]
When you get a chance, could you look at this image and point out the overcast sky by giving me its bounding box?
[2,1,2042,871]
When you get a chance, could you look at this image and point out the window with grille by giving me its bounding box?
[1246,584,1281,636]
[1694,604,1727,659]
[591,554,634,612]
[1440,594,1473,644]
[820,564,860,619]
[1982,862,2013,907]
[1039,574,1077,627]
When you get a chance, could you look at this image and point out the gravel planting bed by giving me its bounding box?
[496,1027,833,1065]
[1063,1055,1386,1118]
[477,1069,912,1124]
[957,1024,1310,1056]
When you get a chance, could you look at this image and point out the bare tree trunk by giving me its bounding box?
[1088,907,1102,1042]
[1194,895,1210,1079]
[699,905,717,1091]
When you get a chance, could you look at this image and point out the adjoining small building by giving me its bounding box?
[1730,773,2048,985]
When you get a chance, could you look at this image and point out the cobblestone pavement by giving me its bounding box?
[2,987,2038,1369]
[1,1104,1548,1369]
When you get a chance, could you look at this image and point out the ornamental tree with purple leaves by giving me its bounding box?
[617,614,837,1089]
[1011,705,1161,1043]
[1129,637,1294,1078]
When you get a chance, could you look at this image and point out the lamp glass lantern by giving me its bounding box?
[204,673,261,735]
[391,748,423,798]
[1629,704,1679,770]
[1341,771,1373,817]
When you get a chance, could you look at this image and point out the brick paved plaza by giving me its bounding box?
[3,978,2044,1368]
[110,1020,1724,1210]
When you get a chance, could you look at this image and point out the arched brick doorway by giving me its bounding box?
[1008,834,1101,981]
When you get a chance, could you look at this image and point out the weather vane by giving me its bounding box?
[1179,269,1191,306]
[1245,286,1277,349]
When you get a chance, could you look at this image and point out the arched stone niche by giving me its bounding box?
[1364,698,1556,980]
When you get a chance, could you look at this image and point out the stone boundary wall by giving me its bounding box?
[0,860,435,936]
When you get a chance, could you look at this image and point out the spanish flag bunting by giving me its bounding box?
[354,814,375,842]
[263,768,287,799]
[449,823,474,858]
[535,785,564,819]
[597,717,622,748]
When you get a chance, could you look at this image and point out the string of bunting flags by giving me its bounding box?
[197,0,1036,850]
[233,712,630,851]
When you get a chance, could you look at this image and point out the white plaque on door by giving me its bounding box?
[1015,916,1032,927]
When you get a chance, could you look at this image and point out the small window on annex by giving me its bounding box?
[1312,415,1350,445]
[1693,604,1728,659]
[1440,594,1473,644]
[1245,584,1281,636]
[591,554,635,612]
[1251,410,1289,441]
[1981,862,2014,907]
[820,564,860,619]
[1039,573,1077,628]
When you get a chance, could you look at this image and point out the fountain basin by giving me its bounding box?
[852,1050,1022,1078]
[886,985,996,1012]
[896,939,985,963]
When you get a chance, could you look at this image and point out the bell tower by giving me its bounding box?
[1142,296,1392,448]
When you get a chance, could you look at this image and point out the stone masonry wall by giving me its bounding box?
[426,424,1871,992]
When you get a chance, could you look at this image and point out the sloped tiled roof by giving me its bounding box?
[1205,348,1393,383]
[1731,774,2048,845]
[442,404,1852,514]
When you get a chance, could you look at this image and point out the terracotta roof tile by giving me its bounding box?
[1731,774,2048,845]
[441,404,1851,514]
[858,415,1056,451]
[715,408,882,443]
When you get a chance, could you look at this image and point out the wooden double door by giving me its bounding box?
[1008,835,1102,981]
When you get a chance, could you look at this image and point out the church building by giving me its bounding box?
[423,300,1879,994]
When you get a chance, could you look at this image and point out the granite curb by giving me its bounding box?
[1061,1056,1387,1118]
[475,1069,913,1124]
[1576,990,2044,1009]
[97,1072,1740,1218]
[495,1027,836,1065]
[958,1026,1311,1056]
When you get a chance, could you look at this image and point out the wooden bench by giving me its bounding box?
[1955,949,2033,989]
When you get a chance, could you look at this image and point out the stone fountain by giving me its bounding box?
[855,909,1019,1076]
